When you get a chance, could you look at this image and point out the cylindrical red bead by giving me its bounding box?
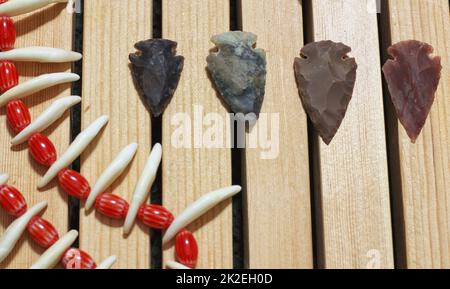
[0,185,27,217]
[137,204,174,229]
[6,100,31,133]
[95,193,129,220]
[0,16,16,51]
[61,248,97,269]
[0,60,18,93]
[57,169,91,200]
[27,216,59,248]
[28,133,57,167]
[175,230,198,268]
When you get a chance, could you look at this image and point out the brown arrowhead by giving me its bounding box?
[294,40,357,145]
[382,40,442,143]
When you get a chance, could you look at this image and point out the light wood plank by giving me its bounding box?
[79,0,152,269]
[162,0,233,269]
[385,0,450,268]
[240,0,313,268]
[310,0,394,268]
[0,4,72,268]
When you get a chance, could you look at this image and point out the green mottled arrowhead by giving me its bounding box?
[207,31,267,116]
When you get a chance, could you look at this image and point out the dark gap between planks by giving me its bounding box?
[150,0,163,269]
[231,0,245,269]
[378,0,407,269]
[68,0,85,248]
[302,0,325,269]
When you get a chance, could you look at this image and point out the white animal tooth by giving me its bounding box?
[30,230,78,269]
[85,143,139,210]
[66,0,75,14]
[0,73,80,107]
[38,115,109,189]
[123,143,162,235]
[0,174,9,186]
[0,0,69,17]
[163,185,241,245]
[12,96,82,145]
[0,47,82,63]
[0,201,48,263]
[166,261,191,270]
[96,255,117,269]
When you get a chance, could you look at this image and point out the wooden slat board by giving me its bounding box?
[385,0,450,269]
[0,4,72,268]
[240,0,313,268]
[79,0,152,269]
[162,0,233,269]
[310,0,394,268]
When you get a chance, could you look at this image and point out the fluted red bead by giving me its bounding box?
[137,204,174,229]
[0,185,27,217]
[27,216,59,248]
[57,169,91,200]
[0,16,16,51]
[28,133,57,167]
[95,193,129,220]
[175,230,198,268]
[6,100,31,133]
[61,248,97,269]
[0,60,18,93]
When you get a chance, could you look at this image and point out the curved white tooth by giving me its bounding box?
[0,201,48,263]
[0,0,68,17]
[85,143,138,210]
[38,115,109,189]
[12,96,82,145]
[0,73,80,107]
[166,261,191,270]
[0,174,9,186]
[0,47,82,63]
[163,185,241,245]
[123,143,162,234]
[96,255,117,269]
[66,0,74,14]
[30,230,78,269]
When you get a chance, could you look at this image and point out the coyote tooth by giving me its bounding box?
[0,47,82,63]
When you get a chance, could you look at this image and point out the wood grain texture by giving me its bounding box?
[0,3,72,268]
[385,0,450,268]
[79,0,152,269]
[310,0,394,268]
[240,0,313,268]
[162,0,233,269]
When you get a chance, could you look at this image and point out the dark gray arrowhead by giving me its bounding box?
[207,31,267,116]
[129,39,184,117]
[294,40,357,145]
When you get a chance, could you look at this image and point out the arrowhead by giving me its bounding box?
[382,40,442,143]
[294,40,357,145]
[207,31,267,116]
[129,39,184,117]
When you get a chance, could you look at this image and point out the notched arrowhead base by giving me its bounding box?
[129,39,184,117]
[382,40,442,143]
[294,40,357,145]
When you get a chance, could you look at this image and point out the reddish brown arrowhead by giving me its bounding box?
[382,40,442,143]
[294,40,357,145]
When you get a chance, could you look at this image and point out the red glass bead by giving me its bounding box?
[0,16,16,51]
[0,185,27,217]
[61,248,97,269]
[28,133,57,167]
[95,193,129,220]
[27,216,59,248]
[57,169,91,200]
[6,100,31,133]
[175,230,198,268]
[0,0,7,4]
[0,60,18,93]
[137,204,174,229]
